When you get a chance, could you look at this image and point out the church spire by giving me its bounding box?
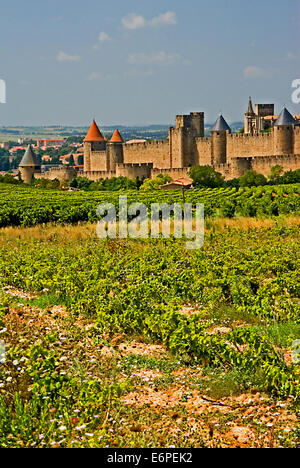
[246,96,255,115]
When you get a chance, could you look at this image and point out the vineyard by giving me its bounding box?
[0,216,299,447]
[0,183,299,227]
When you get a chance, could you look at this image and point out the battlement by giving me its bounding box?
[116,163,153,169]
[228,132,273,139]
[83,170,116,181]
[195,137,211,143]
[124,140,168,151]
[151,167,190,180]
[90,149,107,156]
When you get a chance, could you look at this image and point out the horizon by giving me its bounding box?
[0,0,299,126]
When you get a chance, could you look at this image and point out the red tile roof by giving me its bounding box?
[84,120,105,142]
[110,129,124,143]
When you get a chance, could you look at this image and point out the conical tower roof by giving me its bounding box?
[211,115,231,132]
[19,145,40,167]
[274,107,297,126]
[246,97,255,115]
[84,120,105,142]
[110,129,124,143]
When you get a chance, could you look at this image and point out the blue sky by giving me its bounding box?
[0,0,299,126]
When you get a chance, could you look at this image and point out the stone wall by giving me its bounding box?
[251,154,300,177]
[89,150,108,172]
[36,167,77,182]
[123,141,170,168]
[294,127,300,154]
[169,127,184,168]
[151,167,190,180]
[226,133,273,160]
[83,170,116,181]
[116,163,153,179]
[195,138,212,165]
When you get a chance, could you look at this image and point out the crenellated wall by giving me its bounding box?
[36,167,77,182]
[251,155,300,177]
[151,167,190,180]
[83,170,116,181]
[89,150,109,172]
[123,141,170,168]
[195,137,212,166]
[116,163,153,179]
[61,113,300,184]
[226,133,273,160]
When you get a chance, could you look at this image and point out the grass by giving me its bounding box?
[0,215,300,247]
[0,217,299,448]
[252,323,300,348]
[10,293,66,309]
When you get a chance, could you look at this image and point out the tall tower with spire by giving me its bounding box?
[244,97,255,134]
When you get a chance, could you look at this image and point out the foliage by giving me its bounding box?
[269,165,284,182]
[140,174,172,191]
[0,174,21,185]
[239,170,268,188]
[189,166,225,188]
[0,225,299,408]
[0,183,299,227]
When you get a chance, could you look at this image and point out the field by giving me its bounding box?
[0,189,299,448]
[0,183,299,228]
[0,184,299,448]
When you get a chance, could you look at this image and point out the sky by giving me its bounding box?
[0,0,299,126]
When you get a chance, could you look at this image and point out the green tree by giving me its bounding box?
[239,170,267,187]
[140,174,172,190]
[68,154,75,166]
[189,166,224,188]
[278,169,300,185]
[269,165,284,183]
[77,155,84,165]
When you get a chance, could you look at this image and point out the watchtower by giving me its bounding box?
[19,145,41,184]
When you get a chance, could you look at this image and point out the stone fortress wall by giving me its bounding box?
[19,101,300,184]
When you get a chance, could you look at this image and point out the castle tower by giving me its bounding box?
[83,120,106,172]
[108,129,124,171]
[19,145,41,184]
[273,107,297,156]
[244,97,255,134]
[211,115,231,165]
[171,112,205,167]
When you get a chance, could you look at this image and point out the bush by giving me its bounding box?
[140,174,171,190]
[189,166,224,188]
[239,170,268,187]
[0,174,20,185]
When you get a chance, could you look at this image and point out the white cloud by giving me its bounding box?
[122,11,177,30]
[122,13,146,30]
[243,66,272,79]
[149,11,178,27]
[88,72,101,80]
[128,51,181,65]
[285,52,297,61]
[57,51,80,62]
[99,32,111,43]
[124,69,154,78]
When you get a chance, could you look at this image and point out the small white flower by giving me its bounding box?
[76,425,87,431]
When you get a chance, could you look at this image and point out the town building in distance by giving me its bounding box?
[37,138,66,149]
[19,99,300,184]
